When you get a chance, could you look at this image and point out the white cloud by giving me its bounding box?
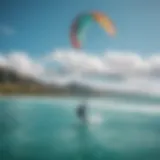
[0,52,44,78]
[0,49,160,96]
[87,78,160,96]
[41,49,160,96]
[48,49,108,75]
[47,49,160,79]
[0,54,8,67]
[0,25,15,36]
[42,73,160,96]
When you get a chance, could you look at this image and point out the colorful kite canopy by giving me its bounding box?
[70,11,116,49]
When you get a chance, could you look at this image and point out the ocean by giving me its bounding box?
[0,96,160,160]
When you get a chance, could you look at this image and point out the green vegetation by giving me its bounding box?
[0,83,70,95]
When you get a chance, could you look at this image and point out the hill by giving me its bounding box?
[0,67,69,95]
[0,67,158,102]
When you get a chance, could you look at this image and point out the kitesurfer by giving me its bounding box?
[76,101,87,123]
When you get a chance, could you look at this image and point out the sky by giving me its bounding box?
[0,0,160,95]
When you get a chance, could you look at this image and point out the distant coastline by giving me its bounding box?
[0,67,95,96]
[0,83,160,106]
[0,68,160,106]
[0,83,70,96]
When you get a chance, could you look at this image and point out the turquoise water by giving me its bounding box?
[0,96,160,160]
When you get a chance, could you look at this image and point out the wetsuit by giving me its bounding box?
[76,104,87,122]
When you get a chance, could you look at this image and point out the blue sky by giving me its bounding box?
[0,0,160,58]
[0,0,160,95]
